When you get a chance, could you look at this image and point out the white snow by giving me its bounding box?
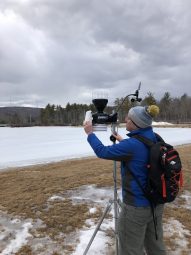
[89,208,97,214]
[67,184,121,204]
[1,222,32,255]
[152,121,174,126]
[180,191,191,210]
[72,219,111,255]
[0,212,33,255]
[48,195,65,201]
[0,126,191,170]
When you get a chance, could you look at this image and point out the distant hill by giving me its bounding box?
[0,106,42,125]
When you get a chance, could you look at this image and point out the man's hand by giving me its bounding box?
[83,121,93,135]
[112,132,123,142]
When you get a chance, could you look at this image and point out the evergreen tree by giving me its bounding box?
[159,92,172,121]
[141,92,157,106]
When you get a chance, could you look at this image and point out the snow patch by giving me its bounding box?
[164,218,191,254]
[0,215,32,255]
[152,121,174,126]
[180,191,191,210]
[48,195,65,201]
[72,219,111,255]
[89,207,97,214]
[67,184,122,205]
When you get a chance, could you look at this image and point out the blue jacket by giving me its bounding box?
[87,127,157,207]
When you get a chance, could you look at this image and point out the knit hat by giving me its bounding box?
[128,105,160,128]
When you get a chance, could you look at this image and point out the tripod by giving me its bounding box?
[83,125,121,255]
[83,83,142,254]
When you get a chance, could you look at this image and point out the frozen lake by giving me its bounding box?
[0,126,191,170]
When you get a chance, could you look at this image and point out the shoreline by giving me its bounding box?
[0,156,97,173]
[0,142,190,174]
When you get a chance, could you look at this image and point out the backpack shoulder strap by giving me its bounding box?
[133,132,165,147]
[132,134,154,147]
[154,132,165,142]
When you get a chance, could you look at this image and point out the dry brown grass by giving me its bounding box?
[15,246,33,255]
[0,158,117,240]
[0,144,190,254]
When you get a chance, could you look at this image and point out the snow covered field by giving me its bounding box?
[0,126,191,170]
[0,126,191,254]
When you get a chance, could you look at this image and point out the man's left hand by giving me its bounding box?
[84,121,93,135]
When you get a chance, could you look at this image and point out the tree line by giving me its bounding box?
[40,92,191,126]
[1,92,190,126]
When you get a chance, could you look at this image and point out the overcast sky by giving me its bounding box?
[0,0,191,107]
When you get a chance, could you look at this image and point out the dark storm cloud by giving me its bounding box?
[0,0,191,107]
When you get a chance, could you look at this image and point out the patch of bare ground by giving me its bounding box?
[0,144,190,254]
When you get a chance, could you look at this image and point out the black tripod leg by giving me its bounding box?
[83,200,113,255]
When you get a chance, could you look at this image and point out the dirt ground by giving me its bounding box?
[0,144,191,254]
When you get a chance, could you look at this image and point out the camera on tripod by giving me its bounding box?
[92,98,118,131]
[84,98,117,131]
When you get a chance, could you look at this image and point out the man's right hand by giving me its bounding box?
[112,132,123,142]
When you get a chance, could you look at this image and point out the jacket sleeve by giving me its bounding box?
[87,133,133,161]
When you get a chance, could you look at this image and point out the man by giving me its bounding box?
[84,105,166,255]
